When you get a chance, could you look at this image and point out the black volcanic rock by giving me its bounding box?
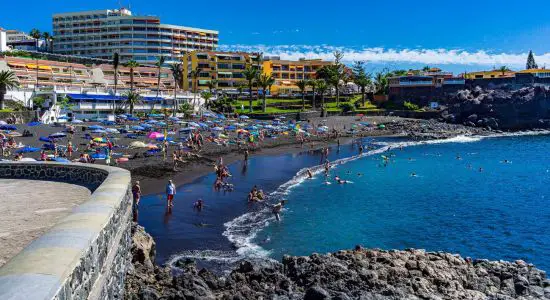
[125,227,549,299]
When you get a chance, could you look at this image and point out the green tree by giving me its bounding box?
[42,32,52,52]
[296,80,308,110]
[315,79,328,109]
[123,91,142,115]
[112,52,120,114]
[374,71,389,95]
[498,66,511,76]
[29,29,41,51]
[242,66,259,112]
[124,60,140,92]
[307,80,317,109]
[153,56,166,113]
[352,61,372,106]
[178,101,193,117]
[189,66,202,108]
[201,91,213,109]
[422,66,431,72]
[169,63,183,115]
[316,51,346,107]
[257,73,275,112]
[526,50,538,70]
[207,79,218,95]
[0,70,19,110]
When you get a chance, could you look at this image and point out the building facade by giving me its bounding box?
[262,57,333,96]
[4,30,46,52]
[52,8,218,64]
[182,51,261,94]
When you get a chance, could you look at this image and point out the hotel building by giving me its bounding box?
[262,57,333,96]
[52,8,219,64]
[182,51,261,93]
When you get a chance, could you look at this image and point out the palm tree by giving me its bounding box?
[498,66,511,76]
[242,66,259,112]
[124,60,140,92]
[29,29,41,51]
[422,66,431,72]
[42,32,51,52]
[307,80,317,109]
[332,51,345,107]
[189,66,202,109]
[0,71,19,110]
[155,56,166,99]
[123,91,142,115]
[296,80,307,110]
[257,73,275,112]
[169,63,183,115]
[316,79,328,114]
[374,71,389,95]
[235,82,245,98]
[112,53,120,115]
[207,79,218,95]
[201,91,213,109]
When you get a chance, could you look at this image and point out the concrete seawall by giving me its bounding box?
[0,162,132,300]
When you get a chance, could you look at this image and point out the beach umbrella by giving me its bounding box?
[91,129,106,134]
[140,123,153,128]
[93,137,106,142]
[146,143,159,149]
[129,141,147,149]
[71,119,83,124]
[127,116,139,121]
[378,124,386,129]
[42,143,56,150]
[105,128,119,134]
[188,122,200,127]
[91,153,106,159]
[147,120,158,124]
[58,116,69,120]
[179,127,192,132]
[16,146,40,153]
[49,132,67,138]
[148,132,164,139]
[212,127,224,132]
[0,121,6,125]
[239,115,249,120]
[132,125,145,131]
[39,136,52,142]
[27,121,42,126]
[88,125,104,130]
[157,121,167,127]
[0,125,17,130]
[169,116,179,121]
[156,136,173,142]
[20,157,37,162]
[225,125,236,130]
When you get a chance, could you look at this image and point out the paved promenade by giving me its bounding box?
[0,179,90,267]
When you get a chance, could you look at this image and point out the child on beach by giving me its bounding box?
[166,180,176,207]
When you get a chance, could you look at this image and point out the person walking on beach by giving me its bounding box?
[166,180,176,207]
[244,149,249,164]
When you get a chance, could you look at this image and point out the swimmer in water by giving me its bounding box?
[272,200,286,221]
[456,154,462,160]
[411,172,417,177]
[501,159,512,164]
[357,173,363,176]
[307,169,313,179]
[479,167,483,172]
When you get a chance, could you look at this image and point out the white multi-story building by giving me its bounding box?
[52,8,219,65]
[4,30,46,51]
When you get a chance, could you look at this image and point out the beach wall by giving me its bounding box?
[0,110,38,123]
[0,162,132,300]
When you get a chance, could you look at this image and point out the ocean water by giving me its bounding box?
[138,133,550,273]
[256,134,550,271]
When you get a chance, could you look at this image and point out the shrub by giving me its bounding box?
[404,101,420,111]
[339,103,355,113]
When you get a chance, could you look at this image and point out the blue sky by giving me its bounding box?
[3,0,550,72]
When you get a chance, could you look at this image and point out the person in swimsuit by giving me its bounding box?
[272,200,286,221]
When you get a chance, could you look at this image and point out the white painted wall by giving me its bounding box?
[0,31,7,52]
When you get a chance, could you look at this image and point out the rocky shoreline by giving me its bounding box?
[126,225,549,300]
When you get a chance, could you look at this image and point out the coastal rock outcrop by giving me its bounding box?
[443,86,550,130]
[125,229,550,299]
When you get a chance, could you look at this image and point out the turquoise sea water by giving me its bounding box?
[256,135,550,270]
[139,134,550,272]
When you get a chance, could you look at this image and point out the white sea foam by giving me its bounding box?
[174,131,550,269]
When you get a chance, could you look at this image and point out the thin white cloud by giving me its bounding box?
[219,45,550,68]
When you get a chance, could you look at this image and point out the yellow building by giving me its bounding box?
[262,58,333,95]
[516,68,550,78]
[182,51,261,93]
[464,70,516,79]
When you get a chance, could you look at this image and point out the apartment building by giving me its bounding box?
[182,51,261,93]
[52,8,218,64]
[262,57,333,95]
